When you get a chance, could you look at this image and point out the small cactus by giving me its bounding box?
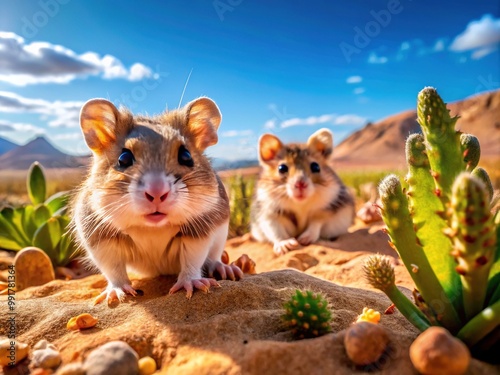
[282,289,332,339]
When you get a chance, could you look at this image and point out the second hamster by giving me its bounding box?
[250,128,355,255]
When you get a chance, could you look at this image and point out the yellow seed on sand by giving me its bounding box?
[139,356,157,375]
[67,313,98,330]
[356,307,381,324]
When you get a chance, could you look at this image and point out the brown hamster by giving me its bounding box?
[72,97,242,303]
[250,128,354,255]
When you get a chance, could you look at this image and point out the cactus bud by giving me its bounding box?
[363,255,395,291]
[460,134,480,171]
[471,167,494,204]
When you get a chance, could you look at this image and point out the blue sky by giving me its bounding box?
[0,0,499,160]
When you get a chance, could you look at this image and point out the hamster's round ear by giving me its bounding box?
[80,99,120,154]
[259,134,283,162]
[307,128,333,157]
[185,97,222,151]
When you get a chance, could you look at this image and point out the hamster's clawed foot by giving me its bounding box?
[273,238,300,256]
[94,284,138,305]
[209,261,244,281]
[169,277,220,299]
[297,229,320,246]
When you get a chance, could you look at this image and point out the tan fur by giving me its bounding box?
[72,97,240,302]
[251,128,355,255]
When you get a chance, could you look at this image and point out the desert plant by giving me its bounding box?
[364,87,499,353]
[0,162,78,267]
[282,289,333,339]
[227,174,255,237]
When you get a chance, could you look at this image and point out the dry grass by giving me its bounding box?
[0,168,87,208]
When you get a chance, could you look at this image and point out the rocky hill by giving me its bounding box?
[0,136,87,170]
[333,90,500,168]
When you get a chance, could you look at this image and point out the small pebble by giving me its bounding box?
[344,322,389,366]
[410,326,470,375]
[84,341,139,375]
[138,356,157,375]
[14,247,55,291]
[0,339,29,366]
[55,362,85,375]
[32,347,62,369]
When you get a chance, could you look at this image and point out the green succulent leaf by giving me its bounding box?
[27,162,47,205]
[1,206,14,221]
[21,205,37,240]
[0,214,28,250]
[33,204,51,227]
[33,217,61,264]
[45,191,69,215]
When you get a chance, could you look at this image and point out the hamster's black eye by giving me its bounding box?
[310,162,321,173]
[178,145,194,167]
[118,149,135,168]
[278,164,288,174]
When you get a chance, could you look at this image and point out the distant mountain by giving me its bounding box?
[0,137,18,156]
[333,90,500,168]
[212,158,258,171]
[0,136,88,170]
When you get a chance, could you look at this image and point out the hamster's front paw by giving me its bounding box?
[169,277,220,299]
[297,228,320,246]
[273,238,300,256]
[208,261,244,281]
[94,283,138,305]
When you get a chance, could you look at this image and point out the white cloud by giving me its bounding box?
[280,113,366,128]
[433,38,446,52]
[367,52,388,64]
[0,119,45,134]
[334,114,366,126]
[0,91,84,128]
[450,14,500,54]
[0,32,153,86]
[353,87,365,95]
[346,75,362,84]
[221,129,254,137]
[51,132,83,141]
[471,46,498,60]
[264,118,277,130]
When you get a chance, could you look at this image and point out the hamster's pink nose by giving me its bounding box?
[145,190,169,202]
[295,180,308,190]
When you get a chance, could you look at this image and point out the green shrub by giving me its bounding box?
[0,162,78,267]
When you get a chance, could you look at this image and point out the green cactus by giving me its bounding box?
[282,289,332,339]
[0,162,78,267]
[366,87,500,353]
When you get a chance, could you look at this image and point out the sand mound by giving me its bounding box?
[1,221,499,374]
